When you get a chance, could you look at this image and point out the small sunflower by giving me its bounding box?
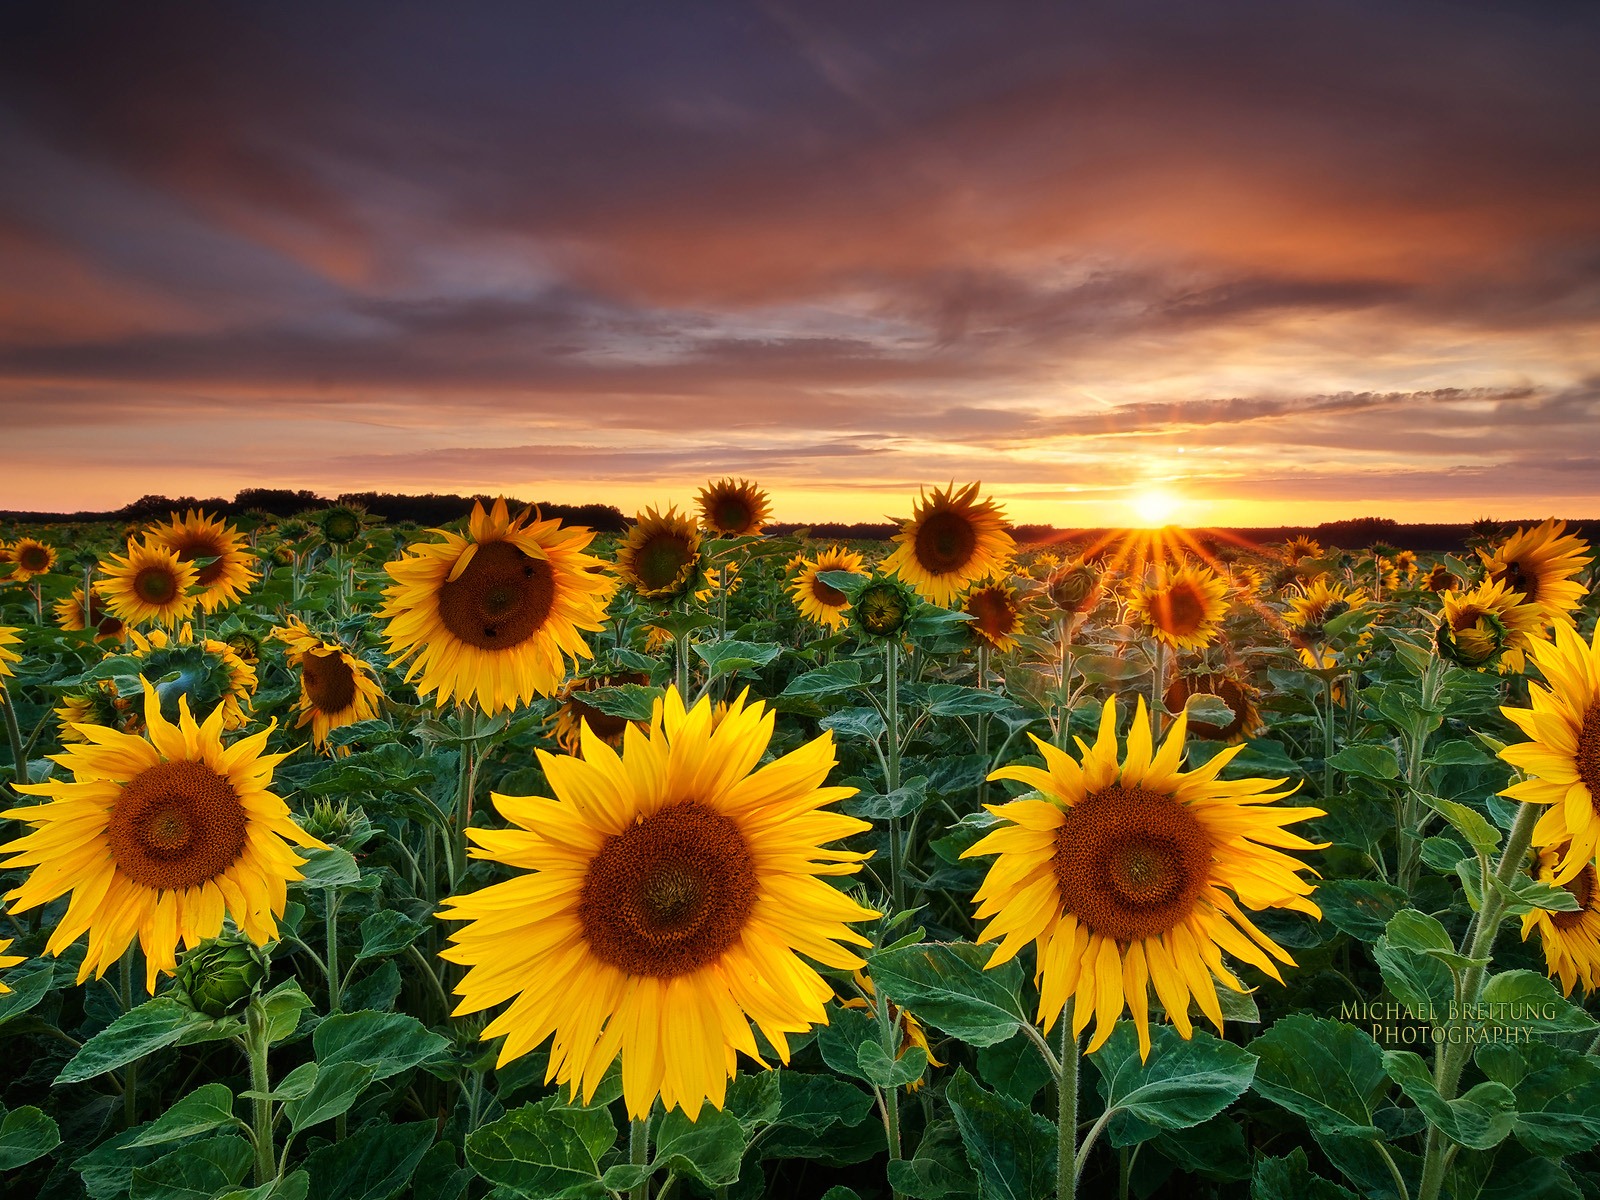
[840,970,945,1092]
[1499,622,1600,884]
[0,938,23,993]
[1435,578,1545,673]
[3,682,325,991]
[0,626,20,681]
[851,576,915,640]
[439,686,878,1120]
[1480,519,1592,633]
[696,478,772,538]
[1521,846,1600,996]
[145,511,259,612]
[1424,564,1461,594]
[1393,550,1418,582]
[790,546,865,631]
[616,506,702,601]
[380,498,615,715]
[271,617,384,754]
[55,681,122,744]
[10,537,56,582]
[641,624,674,656]
[1125,566,1230,652]
[1282,536,1322,563]
[963,578,1025,653]
[966,696,1325,1057]
[1232,564,1264,599]
[1046,559,1103,616]
[55,586,127,644]
[547,671,650,755]
[316,504,367,547]
[129,625,258,732]
[1284,578,1369,646]
[100,540,200,628]
[884,483,1015,607]
[1163,671,1263,743]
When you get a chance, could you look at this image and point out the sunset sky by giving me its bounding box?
[1,2,1597,526]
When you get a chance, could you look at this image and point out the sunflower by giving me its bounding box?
[641,624,674,656]
[1046,559,1103,616]
[0,626,20,681]
[2,682,325,991]
[1480,519,1592,633]
[1435,578,1545,673]
[439,686,878,1120]
[1284,578,1369,646]
[100,540,200,628]
[1282,536,1322,563]
[380,498,615,715]
[1163,671,1263,743]
[547,671,650,755]
[1499,622,1600,884]
[0,938,22,993]
[55,586,126,644]
[271,616,384,754]
[55,681,122,744]
[615,506,702,601]
[696,478,771,538]
[790,546,865,631]
[1424,564,1461,594]
[316,504,367,547]
[145,511,259,612]
[1232,564,1264,599]
[1125,566,1230,652]
[884,483,1015,607]
[1393,550,1418,582]
[1521,846,1600,996]
[965,696,1324,1057]
[128,625,258,732]
[963,578,1025,653]
[9,537,56,582]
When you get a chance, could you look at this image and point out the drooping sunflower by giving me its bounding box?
[380,498,615,715]
[270,617,384,754]
[55,586,127,644]
[1521,846,1600,996]
[1282,535,1321,563]
[962,578,1025,653]
[100,540,200,628]
[965,696,1325,1057]
[547,671,650,755]
[1283,578,1369,646]
[1046,559,1103,616]
[1424,564,1461,594]
[0,626,20,681]
[2,682,325,991]
[1163,671,1263,743]
[439,686,878,1120]
[790,546,865,631]
[1435,578,1545,673]
[128,625,258,732]
[884,483,1015,607]
[0,938,23,993]
[696,478,772,538]
[616,506,703,601]
[9,537,56,582]
[145,511,259,612]
[1125,566,1230,651]
[1481,519,1592,633]
[1499,622,1600,884]
[54,681,123,744]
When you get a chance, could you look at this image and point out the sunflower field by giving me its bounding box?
[1,483,1598,1200]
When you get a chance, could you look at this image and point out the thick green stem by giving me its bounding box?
[1,688,27,789]
[976,643,991,805]
[885,640,905,914]
[1055,618,1075,749]
[453,706,479,884]
[245,999,275,1187]
[120,949,138,1127]
[1322,674,1337,804]
[629,1113,651,1200]
[674,632,691,699]
[1147,640,1166,739]
[82,563,95,630]
[1059,1004,1079,1200]
[325,892,342,1014]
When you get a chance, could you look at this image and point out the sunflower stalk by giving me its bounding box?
[1055,617,1074,750]
[244,995,276,1188]
[120,948,138,1128]
[885,638,906,915]
[1321,673,1337,804]
[1,687,27,789]
[1147,639,1166,740]
[452,705,481,885]
[1058,1002,1079,1200]
[325,891,342,1014]
[82,561,95,631]
[629,1112,652,1200]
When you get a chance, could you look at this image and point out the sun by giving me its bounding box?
[1129,487,1183,528]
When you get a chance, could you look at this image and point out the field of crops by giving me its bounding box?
[0,481,1597,1200]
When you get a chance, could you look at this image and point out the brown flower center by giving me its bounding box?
[1552,861,1598,932]
[632,532,695,593]
[438,540,556,650]
[1053,785,1213,942]
[1578,705,1600,814]
[107,760,249,890]
[913,509,978,575]
[17,545,49,572]
[1164,674,1248,740]
[1156,583,1205,636]
[966,588,1018,646]
[302,648,358,714]
[172,534,229,586]
[1493,559,1540,605]
[712,497,754,535]
[134,565,180,605]
[579,801,756,977]
[810,575,848,607]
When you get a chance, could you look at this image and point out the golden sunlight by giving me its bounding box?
[1128,486,1183,528]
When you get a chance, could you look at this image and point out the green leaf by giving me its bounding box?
[1373,914,1456,1023]
[924,685,1018,716]
[1475,971,1598,1034]
[887,1120,981,1199]
[1181,693,1237,727]
[312,1010,450,1081]
[653,1105,746,1187]
[1151,1115,1251,1182]
[0,1104,61,1170]
[868,941,1029,1048]
[976,1032,1054,1106]
[581,684,661,721]
[1417,795,1500,857]
[780,661,865,698]
[857,1040,930,1089]
[945,1068,1057,1200]
[1090,1023,1258,1146]
[647,612,716,639]
[285,1061,376,1132]
[844,777,929,820]
[1315,879,1411,942]
[1476,1041,1600,1157]
[217,1171,311,1200]
[0,957,55,1027]
[1251,1147,1360,1199]
[304,1120,435,1200]
[1249,1016,1388,1139]
[58,997,211,1084]
[819,707,885,741]
[694,639,783,679]
[1384,1050,1516,1149]
[260,979,314,1045]
[354,910,426,964]
[1427,740,1491,768]
[297,846,363,888]
[816,1003,883,1084]
[1326,744,1400,780]
[465,1096,616,1198]
[1384,909,1481,970]
[130,1136,254,1200]
[124,1083,237,1147]
[772,1071,875,1133]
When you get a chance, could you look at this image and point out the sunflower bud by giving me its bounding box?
[301,797,370,847]
[170,933,269,1018]
[1045,561,1100,614]
[224,631,262,666]
[318,506,365,546]
[853,580,912,638]
[1437,607,1508,670]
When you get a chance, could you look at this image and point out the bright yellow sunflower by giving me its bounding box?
[547,671,650,755]
[144,510,259,612]
[439,686,878,1120]
[1284,578,1369,645]
[1436,578,1546,673]
[1500,622,1600,884]
[54,682,123,745]
[963,578,1026,653]
[0,626,20,681]
[1481,519,1592,633]
[790,546,865,631]
[696,478,772,537]
[0,938,23,993]
[1282,535,1321,563]
[129,625,258,732]
[1424,564,1461,594]
[616,506,702,601]
[2,682,325,991]
[55,586,127,644]
[380,498,615,715]
[9,537,56,582]
[1163,671,1263,743]
[1393,550,1418,582]
[271,617,384,754]
[1125,566,1230,651]
[100,540,200,628]
[965,696,1325,1057]
[884,483,1015,607]
[1521,845,1600,996]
